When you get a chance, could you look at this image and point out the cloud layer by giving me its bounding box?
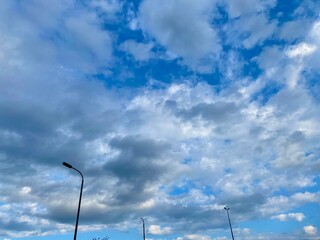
[0,0,320,239]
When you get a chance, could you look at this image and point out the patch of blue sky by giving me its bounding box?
[268,0,301,22]
[212,3,229,25]
[241,217,302,234]
[312,176,320,190]
[96,34,204,88]
[107,57,192,88]
[296,177,319,194]
[122,0,142,12]
[272,188,295,198]
[169,179,214,198]
[195,67,222,86]
[169,180,196,196]
[47,170,70,182]
[111,23,145,44]
[202,184,215,196]
[181,157,193,165]
[96,5,226,89]
[295,202,320,222]
[241,58,261,80]
[304,72,320,101]
[223,168,232,174]
[250,80,283,105]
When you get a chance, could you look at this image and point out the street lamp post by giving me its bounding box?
[140,218,146,240]
[224,207,235,240]
[63,162,84,240]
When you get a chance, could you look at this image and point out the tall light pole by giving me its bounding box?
[63,162,84,240]
[140,218,146,240]
[224,207,235,240]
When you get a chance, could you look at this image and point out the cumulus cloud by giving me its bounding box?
[0,0,113,74]
[304,225,317,236]
[221,0,277,49]
[1,72,320,237]
[148,224,172,235]
[306,20,320,69]
[226,13,277,49]
[278,19,311,42]
[260,192,320,216]
[139,0,219,71]
[271,212,305,222]
[1,0,320,239]
[286,42,317,58]
[176,234,212,240]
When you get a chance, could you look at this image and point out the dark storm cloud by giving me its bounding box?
[0,77,121,171]
[103,135,171,204]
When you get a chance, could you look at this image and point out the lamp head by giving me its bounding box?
[224,207,230,210]
[62,162,73,168]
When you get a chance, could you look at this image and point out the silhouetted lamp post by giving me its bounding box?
[63,162,84,240]
[140,218,146,240]
[224,207,235,240]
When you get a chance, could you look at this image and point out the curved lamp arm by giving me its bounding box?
[63,162,84,240]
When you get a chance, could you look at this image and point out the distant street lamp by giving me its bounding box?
[62,162,84,240]
[140,218,146,240]
[224,207,235,240]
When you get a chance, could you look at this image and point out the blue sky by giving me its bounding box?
[1,0,320,239]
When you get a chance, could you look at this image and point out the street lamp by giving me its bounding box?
[63,162,84,240]
[140,218,146,240]
[224,207,235,240]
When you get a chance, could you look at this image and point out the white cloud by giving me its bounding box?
[279,19,310,41]
[256,46,284,71]
[63,12,113,68]
[310,21,320,40]
[306,20,320,69]
[0,0,113,74]
[148,225,172,235]
[271,141,311,168]
[261,192,320,216]
[139,0,219,71]
[271,212,305,222]
[1,1,320,238]
[241,14,277,48]
[224,13,277,50]
[304,225,317,236]
[286,42,317,58]
[292,191,320,203]
[176,234,212,240]
[20,186,32,195]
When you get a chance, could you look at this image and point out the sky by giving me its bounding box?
[0,0,320,239]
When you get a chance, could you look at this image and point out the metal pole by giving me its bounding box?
[74,168,84,240]
[224,207,235,240]
[140,218,146,240]
[63,162,84,240]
